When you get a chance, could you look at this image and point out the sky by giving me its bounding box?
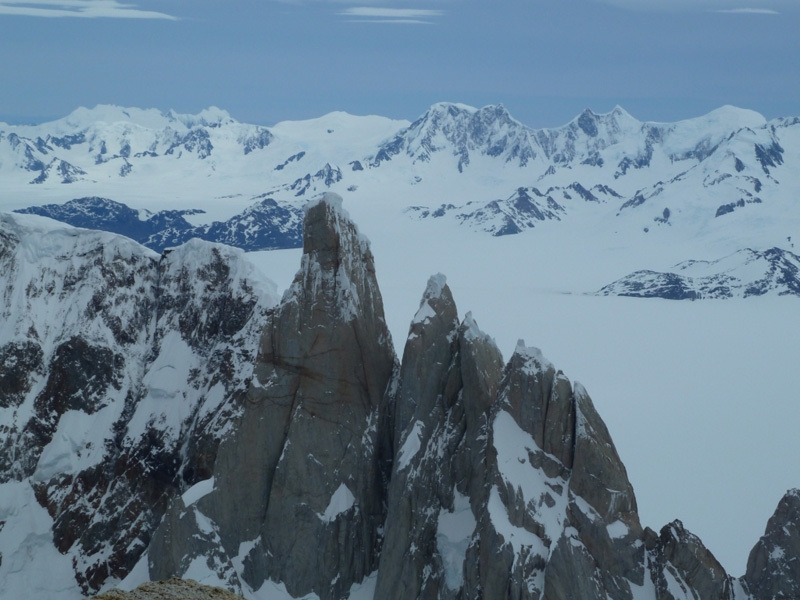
[0,0,799,128]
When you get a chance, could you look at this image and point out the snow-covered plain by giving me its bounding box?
[2,102,799,585]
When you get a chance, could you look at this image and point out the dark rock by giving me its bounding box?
[241,127,273,154]
[0,340,43,409]
[597,271,701,300]
[716,203,736,217]
[648,520,734,600]
[578,109,599,137]
[743,489,800,599]
[754,140,784,174]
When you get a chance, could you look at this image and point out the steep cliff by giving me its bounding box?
[147,194,397,600]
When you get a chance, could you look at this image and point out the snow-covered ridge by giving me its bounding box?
[3,100,797,279]
[598,247,800,299]
[0,213,278,597]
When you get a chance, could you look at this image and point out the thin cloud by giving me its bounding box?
[590,0,787,13]
[0,0,177,19]
[714,7,779,13]
[338,6,444,24]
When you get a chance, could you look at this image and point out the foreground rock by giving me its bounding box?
[0,214,276,596]
[92,578,242,600]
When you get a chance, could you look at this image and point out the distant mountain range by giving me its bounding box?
[2,102,800,298]
[15,196,302,253]
[597,247,800,299]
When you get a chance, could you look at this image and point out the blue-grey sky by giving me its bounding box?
[0,0,798,127]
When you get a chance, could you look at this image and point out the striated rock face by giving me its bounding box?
[375,277,504,600]
[462,344,644,600]
[2,194,799,600]
[148,193,397,600]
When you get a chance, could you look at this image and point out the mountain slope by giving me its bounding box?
[15,196,303,252]
[2,102,800,584]
[0,212,278,596]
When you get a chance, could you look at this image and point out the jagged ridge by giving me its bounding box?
[0,194,798,600]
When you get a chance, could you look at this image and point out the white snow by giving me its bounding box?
[182,477,216,507]
[127,330,196,441]
[33,407,118,480]
[606,519,630,540]
[347,571,378,600]
[411,297,437,325]
[769,546,785,561]
[492,410,569,548]
[0,481,81,599]
[436,490,476,590]
[487,485,549,563]
[318,483,356,522]
[397,420,424,471]
[252,579,321,600]
[113,551,150,592]
[182,555,229,589]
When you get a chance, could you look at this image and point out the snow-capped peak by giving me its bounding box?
[60,104,177,130]
[168,106,236,128]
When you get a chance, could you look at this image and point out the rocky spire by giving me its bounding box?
[743,488,800,599]
[375,277,504,600]
[149,193,397,600]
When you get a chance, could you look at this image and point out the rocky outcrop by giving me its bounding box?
[92,578,243,599]
[375,277,504,600]
[460,344,644,600]
[597,247,800,300]
[646,520,735,600]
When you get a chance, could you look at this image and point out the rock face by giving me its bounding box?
[148,194,397,600]
[743,489,800,599]
[375,278,504,600]
[1,193,799,600]
[646,520,735,600]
